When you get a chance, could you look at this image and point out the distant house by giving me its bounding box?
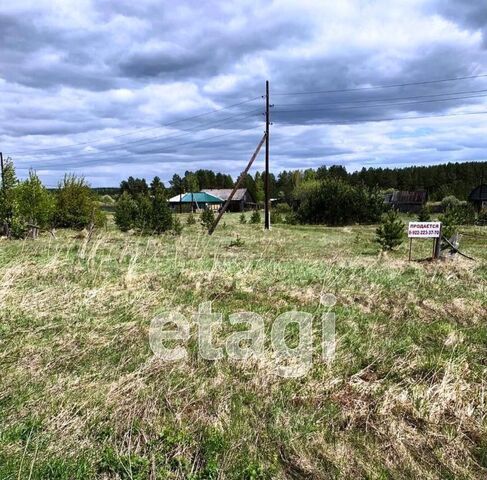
[384,190,428,213]
[168,192,224,212]
[468,184,487,212]
[201,188,255,212]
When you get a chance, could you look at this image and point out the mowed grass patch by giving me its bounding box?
[0,214,486,479]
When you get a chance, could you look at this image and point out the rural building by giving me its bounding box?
[384,190,428,213]
[168,192,224,212]
[201,188,255,212]
[468,184,487,212]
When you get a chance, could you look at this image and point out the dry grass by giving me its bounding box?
[0,214,486,479]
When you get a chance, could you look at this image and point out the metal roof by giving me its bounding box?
[168,192,224,203]
[388,190,428,204]
[201,188,249,201]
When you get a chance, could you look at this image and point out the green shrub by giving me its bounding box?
[200,208,215,230]
[54,174,103,229]
[417,206,431,222]
[294,178,383,226]
[270,211,283,224]
[151,189,173,233]
[441,195,461,211]
[239,213,247,224]
[249,210,261,224]
[376,210,405,250]
[186,213,196,225]
[273,203,292,215]
[285,211,299,225]
[172,216,183,235]
[115,192,137,232]
[0,156,18,236]
[476,208,487,225]
[133,195,153,232]
[15,170,54,229]
[439,203,476,238]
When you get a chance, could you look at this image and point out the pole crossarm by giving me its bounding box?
[208,133,266,235]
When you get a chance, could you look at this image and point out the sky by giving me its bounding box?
[1,0,487,187]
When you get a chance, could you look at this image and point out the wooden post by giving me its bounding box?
[408,238,413,261]
[0,152,4,190]
[209,134,266,235]
[433,224,443,259]
[264,80,270,230]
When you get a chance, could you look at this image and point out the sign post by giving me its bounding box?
[407,222,442,260]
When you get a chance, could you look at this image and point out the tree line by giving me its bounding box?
[111,161,487,204]
[1,157,486,238]
[0,157,104,238]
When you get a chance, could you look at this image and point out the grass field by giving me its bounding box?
[1,213,486,479]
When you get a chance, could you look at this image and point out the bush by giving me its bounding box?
[54,174,104,229]
[273,203,292,215]
[439,203,476,238]
[0,157,18,236]
[376,210,405,250]
[200,208,215,230]
[417,206,431,222]
[115,192,137,232]
[186,213,196,225]
[441,195,461,211]
[285,211,299,225]
[172,216,183,235]
[15,170,54,231]
[133,194,153,232]
[249,210,261,224]
[270,211,283,224]
[151,189,173,233]
[294,179,383,226]
[239,213,247,224]
[476,208,487,225]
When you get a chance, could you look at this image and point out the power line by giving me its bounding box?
[273,88,487,107]
[272,109,487,124]
[13,109,262,160]
[273,92,487,113]
[273,73,487,96]
[8,95,261,155]
[19,124,263,170]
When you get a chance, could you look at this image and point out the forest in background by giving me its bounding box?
[92,160,487,202]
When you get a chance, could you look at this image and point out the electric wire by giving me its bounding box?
[273,73,487,96]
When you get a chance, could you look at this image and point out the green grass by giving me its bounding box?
[0,213,486,479]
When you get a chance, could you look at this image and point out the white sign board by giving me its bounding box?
[408,222,441,238]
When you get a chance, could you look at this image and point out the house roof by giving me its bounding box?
[168,192,224,203]
[468,184,487,201]
[201,188,249,201]
[387,190,428,204]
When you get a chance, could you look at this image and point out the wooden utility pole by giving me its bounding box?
[0,152,4,191]
[264,80,270,230]
[209,134,266,235]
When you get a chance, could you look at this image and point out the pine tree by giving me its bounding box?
[417,206,431,222]
[186,213,196,225]
[115,192,137,232]
[250,210,261,224]
[239,213,247,224]
[200,208,215,230]
[376,210,405,250]
[151,189,173,233]
[150,176,165,196]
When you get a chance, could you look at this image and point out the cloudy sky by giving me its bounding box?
[1,0,487,187]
